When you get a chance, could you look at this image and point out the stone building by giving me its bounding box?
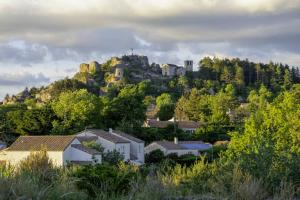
[184,60,193,71]
[160,64,186,77]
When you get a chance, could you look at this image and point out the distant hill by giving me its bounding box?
[1,55,299,105]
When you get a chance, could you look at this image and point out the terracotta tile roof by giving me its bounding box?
[85,129,130,144]
[113,130,144,143]
[7,136,76,151]
[71,144,101,155]
[146,119,201,129]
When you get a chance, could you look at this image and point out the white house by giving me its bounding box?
[77,129,145,164]
[145,138,212,156]
[0,136,101,166]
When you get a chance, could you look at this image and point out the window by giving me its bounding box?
[138,145,141,153]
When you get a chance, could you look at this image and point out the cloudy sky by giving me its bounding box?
[0,0,300,99]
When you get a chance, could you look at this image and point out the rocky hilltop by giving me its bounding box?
[73,54,193,85]
[2,54,193,105]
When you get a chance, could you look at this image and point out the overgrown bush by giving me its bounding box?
[72,162,139,198]
[145,149,165,164]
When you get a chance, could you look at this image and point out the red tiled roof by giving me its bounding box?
[7,136,76,151]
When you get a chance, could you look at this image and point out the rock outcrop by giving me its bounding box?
[79,61,101,73]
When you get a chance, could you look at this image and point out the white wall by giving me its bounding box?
[167,149,199,156]
[111,132,145,163]
[115,143,130,161]
[0,150,64,166]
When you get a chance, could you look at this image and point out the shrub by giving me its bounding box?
[145,149,165,164]
[72,163,139,197]
[102,149,124,165]
[17,149,56,183]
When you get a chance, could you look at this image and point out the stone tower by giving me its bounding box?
[184,60,193,72]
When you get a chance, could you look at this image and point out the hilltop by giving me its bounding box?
[1,55,299,105]
[2,54,194,105]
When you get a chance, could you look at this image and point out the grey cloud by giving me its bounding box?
[0,72,50,86]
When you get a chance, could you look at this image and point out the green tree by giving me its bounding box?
[226,88,300,187]
[6,105,55,136]
[104,84,147,131]
[156,93,175,120]
[235,66,245,93]
[283,68,292,90]
[51,89,102,134]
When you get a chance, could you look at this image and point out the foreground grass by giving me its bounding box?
[0,151,299,200]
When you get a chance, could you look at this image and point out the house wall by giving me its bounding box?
[144,143,199,156]
[167,149,199,156]
[111,132,145,163]
[0,150,64,166]
[116,143,130,161]
[77,130,130,162]
[97,138,116,152]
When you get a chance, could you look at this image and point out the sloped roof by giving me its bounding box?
[155,141,185,150]
[113,130,144,143]
[146,119,201,129]
[7,136,76,151]
[76,136,98,143]
[85,129,130,144]
[152,140,212,151]
[71,144,101,155]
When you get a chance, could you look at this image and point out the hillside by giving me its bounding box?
[2,55,299,106]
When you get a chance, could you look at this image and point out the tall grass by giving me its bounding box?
[0,152,298,200]
[0,151,87,200]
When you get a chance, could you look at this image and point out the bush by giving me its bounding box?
[145,149,165,164]
[102,149,124,165]
[72,163,139,197]
[0,150,86,200]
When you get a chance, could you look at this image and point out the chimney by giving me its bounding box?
[174,137,178,144]
[109,128,113,133]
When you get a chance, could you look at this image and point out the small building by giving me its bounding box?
[144,119,201,133]
[160,64,186,77]
[0,136,101,166]
[145,138,212,156]
[77,129,145,164]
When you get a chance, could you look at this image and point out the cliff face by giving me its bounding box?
[79,61,101,74]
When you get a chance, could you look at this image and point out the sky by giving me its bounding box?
[0,0,300,99]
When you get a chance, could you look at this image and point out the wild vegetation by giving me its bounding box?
[0,57,299,199]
